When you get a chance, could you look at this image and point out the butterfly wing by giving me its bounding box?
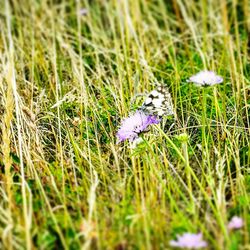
[140,85,174,117]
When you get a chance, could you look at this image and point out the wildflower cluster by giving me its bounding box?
[115,70,245,248]
[117,70,223,144]
[169,215,243,249]
[116,85,174,143]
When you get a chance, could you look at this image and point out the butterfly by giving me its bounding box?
[139,85,174,117]
[117,85,174,142]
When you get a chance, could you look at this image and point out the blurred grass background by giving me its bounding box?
[0,0,249,249]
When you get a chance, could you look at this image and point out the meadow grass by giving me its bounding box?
[0,0,249,249]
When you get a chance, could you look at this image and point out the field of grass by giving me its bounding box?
[0,0,249,249]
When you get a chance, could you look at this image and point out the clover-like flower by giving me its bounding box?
[228,216,244,230]
[116,110,160,142]
[169,232,207,249]
[187,70,223,86]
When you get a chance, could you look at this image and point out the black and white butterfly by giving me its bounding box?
[139,85,174,117]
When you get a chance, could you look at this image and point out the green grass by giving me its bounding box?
[0,0,249,249]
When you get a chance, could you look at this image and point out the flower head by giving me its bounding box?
[117,110,160,142]
[169,232,207,249]
[79,8,88,16]
[228,216,244,230]
[187,70,223,86]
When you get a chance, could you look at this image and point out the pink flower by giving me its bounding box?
[169,233,207,249]
[228,216,244,230]
[187,70,223,86]
[116,110,160,142]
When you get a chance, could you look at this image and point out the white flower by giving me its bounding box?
[228,216,244,230]
[187,70,223,86]
[169,232,207,249]
[79,8,88,16]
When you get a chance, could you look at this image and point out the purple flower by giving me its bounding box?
[116,110,160,142]
[187,70,223,86]
[228,216,244,230]
[169,233,207,249]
